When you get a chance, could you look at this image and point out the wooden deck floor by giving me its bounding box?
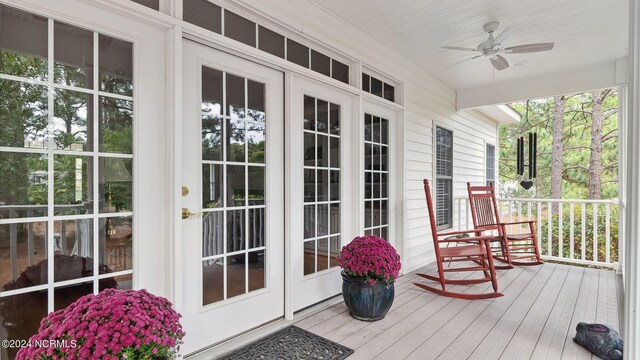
[294,262,622,360]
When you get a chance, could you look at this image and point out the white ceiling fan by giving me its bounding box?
[443,22,554,71]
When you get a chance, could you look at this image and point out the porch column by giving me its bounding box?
[625,0,640,357]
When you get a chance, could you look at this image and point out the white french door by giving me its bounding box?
[287,74,356,313]
[181,41,284,354]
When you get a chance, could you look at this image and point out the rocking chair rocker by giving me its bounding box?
[467,182,543,267]
[414,179,503,300]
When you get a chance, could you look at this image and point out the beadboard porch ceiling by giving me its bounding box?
[312,0,628,106]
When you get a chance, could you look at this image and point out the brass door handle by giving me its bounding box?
[182,208,201,219]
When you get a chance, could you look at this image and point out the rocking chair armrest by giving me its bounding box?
[497,220,536,226]
[439,236,493,244]
[437,229,486,237]
[438,236,493,244]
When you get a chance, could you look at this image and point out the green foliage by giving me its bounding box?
[532,204,619,263]
[499,92,618,199]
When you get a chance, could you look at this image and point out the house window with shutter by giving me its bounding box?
[486,144,496,186]
[435,127,453,229]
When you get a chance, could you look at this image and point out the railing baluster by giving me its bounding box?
[570,203,575,259]
[527,202,532,221]
[537,202,542,254]
[606,203,611,263]
[517,201,522,233]
[465,199,470,229]
[547,202,552,256]
[558,203,563,259]
[593,203,598,262]
[581,203,586,261]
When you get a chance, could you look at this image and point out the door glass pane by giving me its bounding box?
[53,89,93,152]
[363,113,390,240]
[99,157,133,213]
[200,66,270,304]
[0,152,48,218]
[99,216,132,273]
[99,96,133,154]
[54,219,95,281]
[303,95,340,275]
[54,155,93,215]
[99,35,133,96]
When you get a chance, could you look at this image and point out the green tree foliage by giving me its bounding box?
[499,91,618,200]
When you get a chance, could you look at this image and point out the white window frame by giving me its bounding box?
[485,142,496,187]
[433,123,454,230]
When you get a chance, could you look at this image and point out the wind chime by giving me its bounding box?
[517,103,538,190]
[517,132,537,189]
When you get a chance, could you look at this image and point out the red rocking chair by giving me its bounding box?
[467,182,543,267]
[414,179,503,300]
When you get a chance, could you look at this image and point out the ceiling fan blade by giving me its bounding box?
[493,27,515,46]
[442,46,480,52]
[490,55,509,71]
[444,55,483,70]
[504,43,555,53]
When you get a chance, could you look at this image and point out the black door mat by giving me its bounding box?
[217,325,354,360]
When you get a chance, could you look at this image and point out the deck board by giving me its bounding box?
[292,262,621,360]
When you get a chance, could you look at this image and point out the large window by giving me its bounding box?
[0,5,134,358]
[364,114,389,239]
[486,143,496,186]
[435,127,453,229]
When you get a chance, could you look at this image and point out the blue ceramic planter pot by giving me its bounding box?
[341,272,395,321]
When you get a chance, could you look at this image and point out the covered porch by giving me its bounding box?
[293,262,621,360]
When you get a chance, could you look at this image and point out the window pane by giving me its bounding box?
[0,4,48,80]
[248,166,265,205]
[226,165,245,207]
[227,253,246,298]
[286,39,309,68]
[248,250,265,291]
[317,237,329,271]
[203,164,223,208]
[224,11,256,47]
[54,220,95,280]
[227,210,245,251]
[226,73,245,120]
[54,281,94,311]
[330,103,340,135]
[258,26,284,58]
[248,209,265,248]
[184,0,221,34]
[303,240,315,275]
[54,155,93,215]
[53,89,92,152]
[131,0,159,10]
[304,205,315,239]
[1,290,48,359]
[317,100,328,133]
[202,211,223,257]
[332,60,349,84]
[383,83,395,102]
[0,152,48,218]
[304,95,315,131]
[247,80,265,122]
[0,222,48,291]
[54,21,93,89]
[371,77,383,97]
[0,79,48,149]
[99,96,133,154]
[227,119,245,162]
[99,35,133,96]
[203,259,224,305]
[362,73,370,92]
[304,169,315,203]
[311,50,330,77]
[247,122,265,163]
[99,157,133,213]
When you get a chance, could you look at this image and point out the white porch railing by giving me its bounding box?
[454,197,621,269]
